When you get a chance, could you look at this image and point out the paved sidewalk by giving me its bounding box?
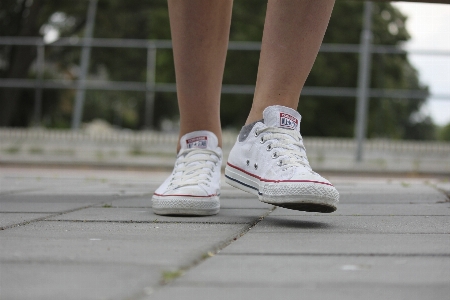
[0,167,449,300]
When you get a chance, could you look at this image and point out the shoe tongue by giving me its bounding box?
[263,105,301,131]
[179,130,219,151]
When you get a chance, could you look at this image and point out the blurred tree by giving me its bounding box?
[438,122,450,141]
[0,0,435,140]
[0,0,87,127]
[0,0,44,126]
[299,2,431,139]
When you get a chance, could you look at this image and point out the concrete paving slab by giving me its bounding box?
[0,179,58,195]
[0,261,161,300]
[108,197,152,207]
[0,176,106,189]
[0,167,172,183]
[161,256,450,286]
[0,221,248,267]
[0,213,50,228]
[435,182,450,197]
[339,188,446,204]
[0,194,119,206]
[336,183,447,204]
[219,188,260,199]
[106,196,273,209]
[1,168,448,300]
[338,193,448,204]
[0,202,91,213]
[17,186,123,196]
[0,179,143,197]
[148,284,450,300]
[46,207,270,224]
[0,192,124,218]
[270,204,450,216]
[220,233,450,255]
[250,215,450,234]
[91,181,155,196]
[0,170,156,199]
[220,198,274,209]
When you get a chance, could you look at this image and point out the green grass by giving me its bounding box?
[96,150,104,160]
[161,270,184,284]
[129,144,147,156]
[201,251,215,259]
[3,146,20,154]
[53,149,75,156]
[28,147,44,154]
[109,150,118,157]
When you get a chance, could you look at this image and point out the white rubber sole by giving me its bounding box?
[225,164,338,213]
[151,195,220,216]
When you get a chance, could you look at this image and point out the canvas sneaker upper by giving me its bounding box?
[152,130,222,215]
[225,105,339,212]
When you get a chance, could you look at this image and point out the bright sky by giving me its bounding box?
[392,2,450,126]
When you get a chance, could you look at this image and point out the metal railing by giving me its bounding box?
[1,1,449,162]
[1,39,448,111]
[1,128,449,174]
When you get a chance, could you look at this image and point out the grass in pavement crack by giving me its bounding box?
[157,206,277,286]
[160,270,184,285]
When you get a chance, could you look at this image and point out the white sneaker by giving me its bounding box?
[152,130,222,216]
[225,105,339,213]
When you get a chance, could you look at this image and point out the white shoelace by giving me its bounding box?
[169,148,220,189]
[256,127,312,170]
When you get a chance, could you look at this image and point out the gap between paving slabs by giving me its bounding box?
[0,204,97,231]
[2,199,277,299]
[0,194,140,231]
[136,206,277,298]
[0,182,76,230]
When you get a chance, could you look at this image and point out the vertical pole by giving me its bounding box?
[355,1,373,162]
[145,43,156,129]
[33,42,45,127]
[71,0,98,130]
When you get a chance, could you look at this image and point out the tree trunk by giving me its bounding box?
[0,0,43,127]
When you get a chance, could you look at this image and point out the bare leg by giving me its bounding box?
[246,0,335,124]
[168,0,233,151]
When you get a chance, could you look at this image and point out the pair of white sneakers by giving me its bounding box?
[152,105,339,215]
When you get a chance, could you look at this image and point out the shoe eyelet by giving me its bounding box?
[266,144,272,151]
[277,160,283,166]
[260,137,264,144]
[254,130,259,137]
[254,163,258,170]
[272,152,278,159]
[246,160,250,166]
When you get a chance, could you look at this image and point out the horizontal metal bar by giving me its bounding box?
[227,41,260,51]
[356,0,450,4]
[1,37,449,55]
[371,45,450,56]
[1,78,448,100]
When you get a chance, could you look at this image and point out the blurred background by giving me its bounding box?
[0,0,449,174]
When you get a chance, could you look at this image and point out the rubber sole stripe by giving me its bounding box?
[225,174,263,196]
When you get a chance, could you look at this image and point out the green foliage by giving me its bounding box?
[161,270,184,284]
[299,1,428,139]
[438,123,450,141]
[0,0,436,140]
